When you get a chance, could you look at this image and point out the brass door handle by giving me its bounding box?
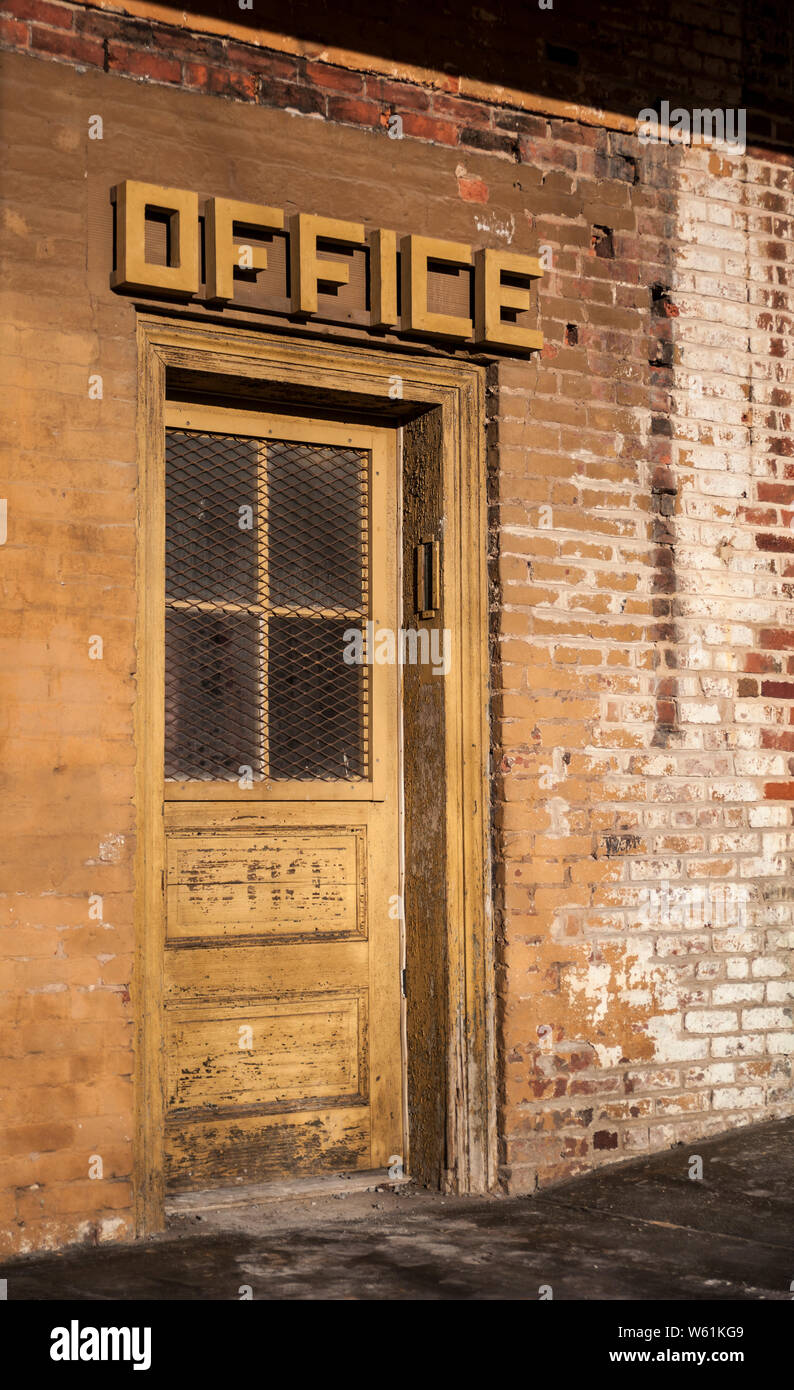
[415,538,440,618]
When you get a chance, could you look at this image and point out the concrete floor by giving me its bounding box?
[3,1116,793,1300]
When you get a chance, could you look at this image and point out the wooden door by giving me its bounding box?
[157,406,403,1190]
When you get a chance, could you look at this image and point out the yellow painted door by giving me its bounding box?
[159,406,403,1189]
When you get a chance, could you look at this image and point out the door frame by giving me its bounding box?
[134,314,493,1235]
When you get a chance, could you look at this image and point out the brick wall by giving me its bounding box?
[493,137,794,1188]
[0,0,791,1250]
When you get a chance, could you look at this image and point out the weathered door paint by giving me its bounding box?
[159,408,403,1189]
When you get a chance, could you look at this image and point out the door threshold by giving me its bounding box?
[165,1169,411,1216]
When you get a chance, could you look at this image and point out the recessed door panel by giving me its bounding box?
[166,830,366,940]
[166,995,367,1110]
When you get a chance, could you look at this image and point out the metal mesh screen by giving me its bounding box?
[164,429,369,782]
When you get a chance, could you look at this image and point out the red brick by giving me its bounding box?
[764,782,794,800]
[399,110,459,145]
[213,67,257,100]
[758,481,794,504]
[326,95,381,127]
[107,43,181,84]
[760,681,794,699]
[0,15,28,44]
[29,24,102,64]
[760,629,794,650]
[432,92,492,127]
[7,0,72,29]
[756,532,794,552]
[365,75,432,110]
[745,652,781,673]
[305,60,364,95]
[458,175,489,203]
[761,730,794,751]
[225,44,298,79]
[255,75,325,115]
[593,1130,619,1150]
[183,63,256,100]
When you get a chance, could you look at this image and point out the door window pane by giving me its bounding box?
[166,431,259,605]
[164,610,263,781]
[164,427,369,783]
[268,616,366,780]
[265,440,366,610]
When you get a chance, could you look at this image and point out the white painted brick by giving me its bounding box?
[622,1127,651,1153]
[711,1086,765,1110]
[735,703,785,725]
[741,1008,793,1031]
[696,960,722,979]
[679,702,722,724]
[712,931,760,954]
[739,855,787,879]
[712,983,764,1005]
[752,957,786,978]
[649,1034,710,1062]
[765,981,794,1004]
[647,1124,677,1148]
[684,1009,737,1034]
[710,1034,764,1058]
[682,1063,735,1086]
